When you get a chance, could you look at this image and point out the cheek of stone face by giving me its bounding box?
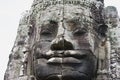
[34,42,51,59]
[73,34,92,50]
[40,42,51,51]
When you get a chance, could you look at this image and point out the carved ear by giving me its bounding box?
[97,24,108,37]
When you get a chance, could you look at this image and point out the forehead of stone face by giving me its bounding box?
[64,5,91,19]
[63,5,93,30]
[39,6,62,24]
[39,5,92,24]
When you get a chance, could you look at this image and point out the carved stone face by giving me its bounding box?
[34,6,98,80]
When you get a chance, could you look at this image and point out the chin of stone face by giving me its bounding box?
[5,0,120,80]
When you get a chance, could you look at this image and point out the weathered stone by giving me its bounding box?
[4,0,120,80]
[105,6,120,79]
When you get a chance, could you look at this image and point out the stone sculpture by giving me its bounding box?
[33,5,98,80]
[105,6,120,79]
[5,0,120,80]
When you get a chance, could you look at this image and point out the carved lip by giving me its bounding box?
[45,50,88,57]
[45,50,88,64]
[47,57,82,64]
[44,50,90,64]
[45,73,89,80]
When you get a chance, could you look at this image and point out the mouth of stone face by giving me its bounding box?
[44,50,89,64]
[45,73,89,80]
[35,50,95,80]
[47,57,82,64]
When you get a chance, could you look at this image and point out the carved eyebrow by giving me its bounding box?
[41,20,59,33]
[64,18,81,31]
[42,20,58,26]
[66,18,82,28]
[66,17,81,23]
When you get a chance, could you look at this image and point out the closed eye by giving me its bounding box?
[72,28,87,36]
[40,30,52,36]
[40,20,58,37]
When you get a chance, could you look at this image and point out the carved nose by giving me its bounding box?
[50,37,74,50]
